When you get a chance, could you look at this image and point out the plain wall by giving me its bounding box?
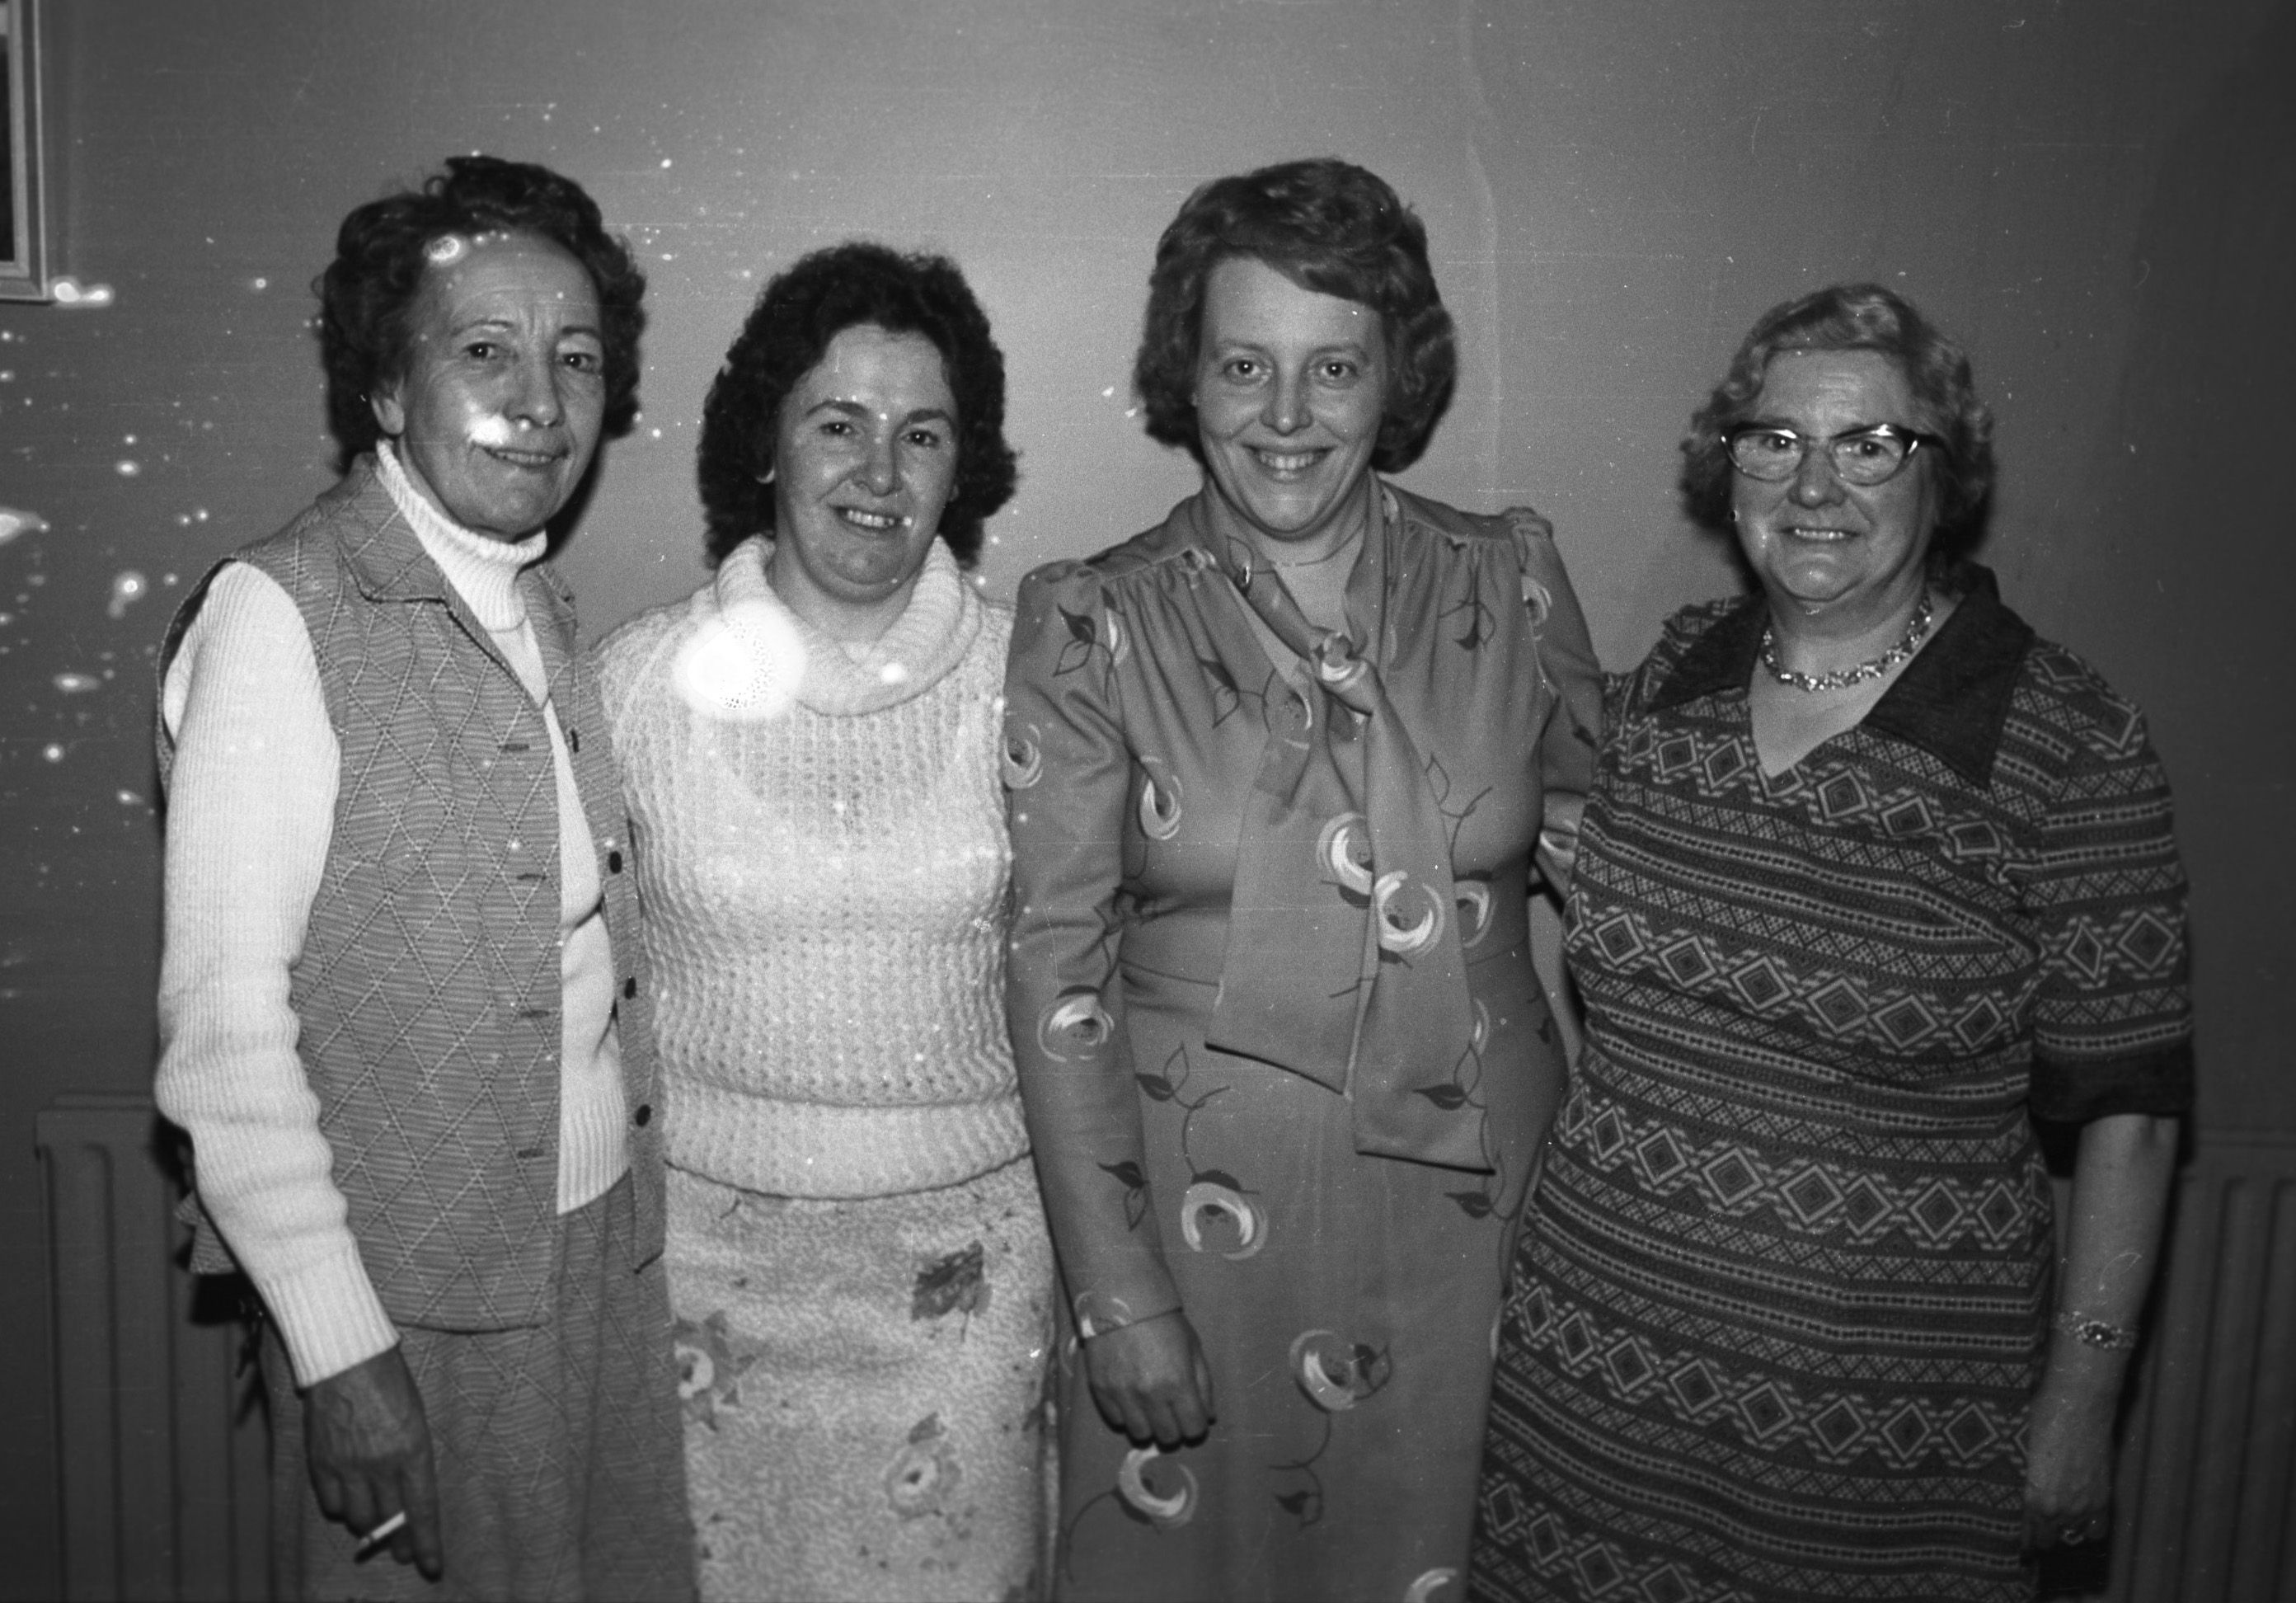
[2,2,2289,1589]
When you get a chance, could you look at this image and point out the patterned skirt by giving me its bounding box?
[667,1154,1054,1603]
[1470,1056,2047,1603]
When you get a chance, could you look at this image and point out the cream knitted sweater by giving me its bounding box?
[596,537,1025,1199]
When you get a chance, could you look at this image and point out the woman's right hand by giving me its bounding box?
[306,1345,444,1578]
[1084,1308,1216,1447]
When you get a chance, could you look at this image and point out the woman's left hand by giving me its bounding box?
[2022,1376,2118,1550]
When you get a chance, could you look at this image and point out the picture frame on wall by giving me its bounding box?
[1,0,50,302]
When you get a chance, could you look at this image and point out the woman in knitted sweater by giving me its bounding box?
[596,242,1046,1603]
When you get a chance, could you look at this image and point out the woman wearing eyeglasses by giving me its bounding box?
[1470,284,2190,1601]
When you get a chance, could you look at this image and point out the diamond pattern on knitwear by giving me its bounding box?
[1507,1278,2026,1474]
[1609,718,2059,886]
[1575,903,2028,1060]
[1557,1087,2045,1253]
[1475,1488,1764,1603]
[1514,1235,2038,1404]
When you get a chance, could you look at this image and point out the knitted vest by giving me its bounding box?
[597,538,1026,1198]
[157,461,664,1329]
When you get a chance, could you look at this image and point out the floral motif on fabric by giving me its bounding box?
[674,1310,761,1430]
[912,1239,991,1323]
[885,1411,964,1519]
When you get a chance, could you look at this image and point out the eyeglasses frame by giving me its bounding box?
[1723,421,1943,486]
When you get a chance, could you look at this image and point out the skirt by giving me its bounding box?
[262,1174,694,1602]
[668,1153,1055,1602]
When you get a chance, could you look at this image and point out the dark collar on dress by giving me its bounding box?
[1650,563,2036,787]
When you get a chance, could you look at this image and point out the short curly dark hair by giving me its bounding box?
[695,242,1019,567]
[1681,283,1996,562]
[1132,157,1457,474]
[317,154,647,471]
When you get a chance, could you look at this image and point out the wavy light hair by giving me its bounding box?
[1681,283,1996,560]
[1133,157,1456,472]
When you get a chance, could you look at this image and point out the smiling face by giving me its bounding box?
[767,323,959,638]
[371,233,605,542]
[1730,348,1940,626]
[1192,255,1387,561]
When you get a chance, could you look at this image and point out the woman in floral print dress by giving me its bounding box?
[1002,159,1603,1603]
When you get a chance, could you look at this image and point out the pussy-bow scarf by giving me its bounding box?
[1200,493,1483,1171]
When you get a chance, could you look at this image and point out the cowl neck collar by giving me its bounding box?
[711,535,980,717]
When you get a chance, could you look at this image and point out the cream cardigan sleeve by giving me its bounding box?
[155,562,399,1386]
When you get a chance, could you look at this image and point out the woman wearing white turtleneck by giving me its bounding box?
[161,439,632,1369]
[154,161,688,1601]
[595,244,1047,1603]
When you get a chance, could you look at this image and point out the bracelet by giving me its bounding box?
[2052,1310,2140,1351]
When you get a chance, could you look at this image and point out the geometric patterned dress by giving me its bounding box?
[1471,569,2194,1603]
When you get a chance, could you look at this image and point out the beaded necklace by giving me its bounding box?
[1759,589,1935,693]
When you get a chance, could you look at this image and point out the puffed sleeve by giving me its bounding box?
[1508,511,1604,891]
[2022,676,2195,1121]
[1002,562,1181,1337]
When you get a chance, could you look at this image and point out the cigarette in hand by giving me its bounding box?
[354,1511,408,1558]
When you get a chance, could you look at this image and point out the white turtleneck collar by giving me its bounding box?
[375,441,546,632]
[704,536,982,719]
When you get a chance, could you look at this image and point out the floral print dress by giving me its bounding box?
[1002,486,1603,1603]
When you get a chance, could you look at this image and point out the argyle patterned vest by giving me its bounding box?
[157,461,664,1330]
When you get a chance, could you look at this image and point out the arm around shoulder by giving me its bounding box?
[1506,513,1604,891]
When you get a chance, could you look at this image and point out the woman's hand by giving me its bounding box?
[1084,1309,1216,1448]
[2022,1374,2119,1549]
[305,1345,444,1577]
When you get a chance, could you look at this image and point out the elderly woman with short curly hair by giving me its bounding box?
[155,154,688,1598]
[597,240,1048,1603]
[1002,157,1604,1601]
[1471,284,2190,1601]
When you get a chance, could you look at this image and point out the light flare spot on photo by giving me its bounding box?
[107,570,148,618]
[672,600,806,724]
[466,413,519,449]
[0,507,49,547]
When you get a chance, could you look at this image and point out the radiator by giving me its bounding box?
[2094,1132,2296,1602]
[35,1093,268,1603]
[34,1098,2296,1601]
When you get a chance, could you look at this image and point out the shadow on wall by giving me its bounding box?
[2036,12,2296,1599]
[2089,0,2296,1136]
